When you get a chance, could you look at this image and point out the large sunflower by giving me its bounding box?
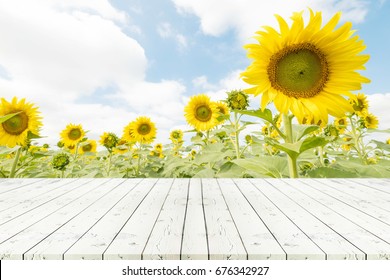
[0,97,42,147]
[241,9,370,124]
[123,116,156,144]
[60,124,85,147]
[184,94,218,131]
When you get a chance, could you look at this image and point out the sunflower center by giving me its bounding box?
[68,128,82,140]
[352,99,364,111]
[82,144,92,152]
[2,112,29,135]
[268,43,329,98]
[172,132,180,139]
[138,124,151,135]
[195,105,212,122]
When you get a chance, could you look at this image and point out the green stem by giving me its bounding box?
[239,143,250,158]
[73,142,80,160]
[283,114,298,178]
[348,115,365,162]
[9,147,22,178]
[234,112,241,159]
[61,170,65,179]
[318,146,325,167]
[107,152,112,177]
[135,144,142,177]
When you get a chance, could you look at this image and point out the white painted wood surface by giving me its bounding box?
[0,178,389,260]
[180,178,208,260]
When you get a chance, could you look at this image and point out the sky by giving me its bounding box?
[0,0,389,147]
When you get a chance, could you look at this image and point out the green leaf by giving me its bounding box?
[292,125,320,141]
[27,131,43,139]
[193,168,215,178]
[0,145,21,155]
[193,143,233,165]
[299,136,328,153]
[371,140,390,152]
[332,159,390,178]
[308,167,359,178]
[233,157,288,178]
[216,162,246,178]
[266,136,327,159]
[240,109,273,123]
[0,112,21,124]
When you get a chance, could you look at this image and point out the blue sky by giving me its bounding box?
[0,0,389,146]
[113,0,390,94]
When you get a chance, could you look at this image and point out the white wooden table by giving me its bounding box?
[0,178,389,260]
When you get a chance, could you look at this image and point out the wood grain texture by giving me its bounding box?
[0,178,389,260]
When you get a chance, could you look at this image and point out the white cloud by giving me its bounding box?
[193,70,248,101]
[172,0,369,42]
[0,0,187,146]
[157,22,173,38]
[367,93,390,130]
[157,22,188,50]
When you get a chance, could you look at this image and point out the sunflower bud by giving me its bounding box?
[324,125,339,140]
[52,153,70,171]
[100,132,119,150]
[226,90,249,110]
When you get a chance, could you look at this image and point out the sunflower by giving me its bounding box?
[241,9,370,124]
[334,117,348,134]
[184,94,218,131]
[213,101,230,124]
[341,137,353,151]
[66,144,76,154]
[0,97,42,147]
[362,112,379,129]
[226,90,250,110]
[350,93,369,115]
[60,124,85,147]
[99,132,119,150]
[261,125,269,135]
[154,143,163,152]
[170,129,183,143]
[387,138,390,145]
[123,116,156,144]
[79,140,97,154]
[113,138,131,155]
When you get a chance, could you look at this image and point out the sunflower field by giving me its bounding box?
[1,9,390,179]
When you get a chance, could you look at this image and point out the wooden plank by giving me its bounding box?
[219,179,286,260]
[0,179,44,194]
[0,179,78,213]
[289,179,390,243]
[180,178,208,260]
[24,179,142,260]
[102,179,173,260]
[270,179,390,260]
[202,178,247,260]
[0,179,107,245]
[0,179,88,225]
[0,179,118,260]
[249,179,365,260]
[235,179,325,260]
[63,179,158,260]
[342,179,390,195]
[307,179,390,224]
[142,179,189,260]
[337,179,390,197]
[325,179,390,205]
